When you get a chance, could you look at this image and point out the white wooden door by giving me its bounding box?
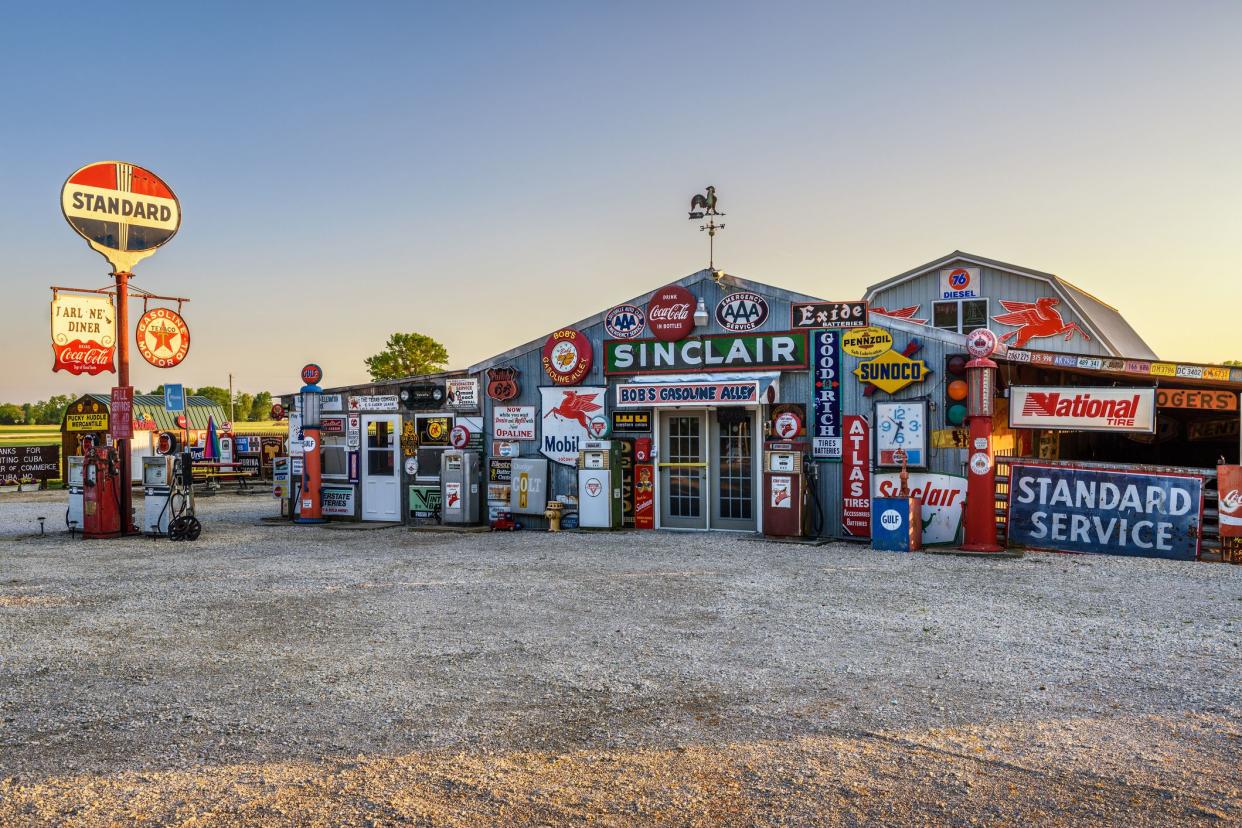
[361,414,400,521]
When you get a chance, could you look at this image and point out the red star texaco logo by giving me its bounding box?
[136,308,191,368]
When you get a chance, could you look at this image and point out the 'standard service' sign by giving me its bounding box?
[62,161,181,273]
[616,380,762,408]
[1008,463,1202,560]
[1009,386,1156,433]
[605,332,807,375]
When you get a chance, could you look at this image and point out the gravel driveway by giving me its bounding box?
[1,490,1238,825]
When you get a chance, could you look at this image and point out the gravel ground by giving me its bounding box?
[0,490,1239,825]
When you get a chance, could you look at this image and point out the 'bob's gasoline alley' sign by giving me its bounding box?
[1008,463,1202,560]
[605,332,807,375]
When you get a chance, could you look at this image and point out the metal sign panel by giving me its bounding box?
[790,301,868,329]
[110,386,134,440]
[1008,463,1203,560]
[321,486,356,517]
[348,395,399,412]
[0,446,60,483]
[446,378,480,410]
[615,380,761,408]
[611,409,652,433]
[939,266,980,299]
[493,406,536,440]
[873,472,966,544]
[50,292,116,375]
[842,415,871,537]
[164,383,185,412]
[61,161,181,272]
[1155,388,1238,411]
[604,332,807,375]
[1217,465,1242,538]
[1009,387,1156,433]
[540,387,604,465]
[811,330,841,459]
[135,308,190,368]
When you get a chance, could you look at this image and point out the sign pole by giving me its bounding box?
[116,270,134,534]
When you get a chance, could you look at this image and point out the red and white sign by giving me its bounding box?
[301,363,323,385]
[50,292,116,375]
[136,307,190,368]
[493,406,536,440]
[770,475,793,509]
[270,403,285,420]
[773,410,802,440]
[842,415,871,537]
[61,161,181,272]
[541,328,593,385]
[540,387,604,465]
[110,386,134,440]
[1217,465,1242,538]
[1009,386,1156,433]
[940,267,979,300]
[634,463,654,529]
[646,285,696,341]
[449,424,470,448]
[874,472,967,544]
[965,328,998,359]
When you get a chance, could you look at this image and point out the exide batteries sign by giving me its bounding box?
[1009,386,1155,433]
[1008,463,1203,560]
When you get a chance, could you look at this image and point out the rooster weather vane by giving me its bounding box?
[688,186,726,270]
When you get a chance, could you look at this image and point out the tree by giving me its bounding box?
[248,391,272,421]
[148,385,165,396]
[32,395,74,425]
[234,392,254,422]
[1224,360,1242,367]
[0,403,24,424]
[364,332,449,381]
[192,386,232,411]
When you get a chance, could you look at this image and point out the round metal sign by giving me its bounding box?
[449,425,470,448]
[541,328,593,385]
[646,285,696,341]
[604,304,646,339]
[61,161,181,273]
[773,410,802,439]
[841,326,894,358]
[715,291,768,332]
[270,403,285,420]
[966,328,999,359]
[135,307,190,368]
[301,363,323,385]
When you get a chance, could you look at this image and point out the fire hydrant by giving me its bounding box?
[544,501,564,532]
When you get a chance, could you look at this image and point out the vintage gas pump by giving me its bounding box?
[763,441,810,537]
[441,449,482,524]
[66,455,85,532]
[82,445,123,539]
[577,440,622,529]
[142,455,178,536]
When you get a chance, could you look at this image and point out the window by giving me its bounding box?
[933,299,989,333]
[321,434,348,480]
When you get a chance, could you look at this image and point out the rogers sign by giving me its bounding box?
[1009,386,1156,433]
[646,285,696,341]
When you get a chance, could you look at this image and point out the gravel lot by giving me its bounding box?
[1,490,1239,825]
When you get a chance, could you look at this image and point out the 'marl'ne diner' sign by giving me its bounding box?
[605,332,807,375]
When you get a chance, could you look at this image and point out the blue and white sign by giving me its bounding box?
[604,304,646,340]
[164,383,185,412]
[811,329,841,460]
[616,380,760,408]
[1008,463,1203,560]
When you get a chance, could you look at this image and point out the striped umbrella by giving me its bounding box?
[204,416,218,460]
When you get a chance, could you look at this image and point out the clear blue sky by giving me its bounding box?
[3,1,1240,401]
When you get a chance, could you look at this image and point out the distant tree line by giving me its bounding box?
[0,388,275,425]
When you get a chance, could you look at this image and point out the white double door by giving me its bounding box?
[361,414,401,521]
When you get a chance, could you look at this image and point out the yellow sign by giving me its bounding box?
[840,326,893,358]
[1149,362,1176,377]
[66,412,109,431]
[1202,366,1230,381]
[932,427,968,449]
[853,350,930,394]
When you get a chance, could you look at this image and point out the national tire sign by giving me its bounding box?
[1009,387,1156,433]
[61,161,181,272]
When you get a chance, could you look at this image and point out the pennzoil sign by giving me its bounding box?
[1009,387,1156,433]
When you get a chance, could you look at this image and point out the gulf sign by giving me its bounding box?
[1008,463,1203,560]
[940,266,979,299]
[62,161,180,271]
[1009,386,1155,433]
[616,380,761,408]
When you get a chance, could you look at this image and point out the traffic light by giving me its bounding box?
[944,354,969,427]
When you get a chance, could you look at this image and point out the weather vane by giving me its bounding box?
[688,185,725,270]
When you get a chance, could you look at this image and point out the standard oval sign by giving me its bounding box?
[62,161,181,272]
[841,326,893,358]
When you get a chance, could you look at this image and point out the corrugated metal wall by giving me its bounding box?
[870,261,1114,357]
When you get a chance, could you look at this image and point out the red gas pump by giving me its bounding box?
[763,440,810,537]
[82,446,123,539]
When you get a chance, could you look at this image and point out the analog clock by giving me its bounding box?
[875,400,928,468]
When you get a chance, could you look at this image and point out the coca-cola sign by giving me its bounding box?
[1218,465,1242,538]
[50,292,115,375]
[646,285,696,342]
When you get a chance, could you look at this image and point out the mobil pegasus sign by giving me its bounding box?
[1008,463,1203,560]
[1009,386,1155,433]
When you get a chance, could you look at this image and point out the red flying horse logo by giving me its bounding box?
[991,298,1090,349]
[544,391,602,429]
[871,305,928,325]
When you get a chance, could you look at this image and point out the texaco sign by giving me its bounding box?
[135,308,191,368]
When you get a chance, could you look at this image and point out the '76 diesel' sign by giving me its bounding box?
[605,332,807,375]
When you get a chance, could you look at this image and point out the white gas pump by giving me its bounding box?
[142,432,201,540]
[66,455,84,532]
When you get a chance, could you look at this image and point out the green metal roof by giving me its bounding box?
[77,393,229,431]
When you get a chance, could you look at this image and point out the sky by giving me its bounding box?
[2,1,1240,402]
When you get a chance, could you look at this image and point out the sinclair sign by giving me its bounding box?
[61,161,181,272]
[605,332,807,375]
